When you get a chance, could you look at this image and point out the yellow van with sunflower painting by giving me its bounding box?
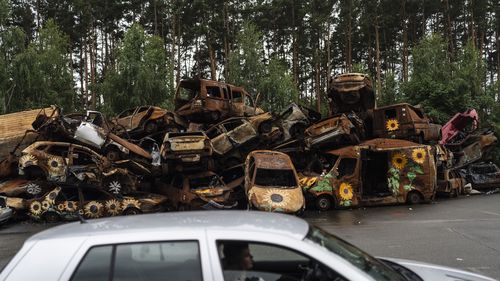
[372,103,441,143]
[301,139,436,211]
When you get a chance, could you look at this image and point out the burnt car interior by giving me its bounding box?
[361,151,391,197]
[189,175,222,190]
[254,168,297,187]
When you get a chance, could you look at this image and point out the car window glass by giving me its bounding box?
[178,87,197,100]
[206,127,222,139]
[207,86,221,98]
[384,109,397,119]
[223,88,229,99]
[113,241,202,281]
[71,245,113,281]
[232,91,243,102]
[338,158,357,178]
[217,240,346,281]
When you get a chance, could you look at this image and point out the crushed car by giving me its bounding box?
[159,171,237,210]
[274,103,321,142]
[244,150,305,214]
[174,78,263,123]
[436,168,466,197]
[0,196,13,224]
[449,130,498,168]
[20,186,167,222]
[301,139,436,211]
[160,131,213,173]
[372,103,442,143]
[440,109,479,145]
[304,112,364,150]
[462,162,500,190]
[18,141,138,194]
[327,73,375,115]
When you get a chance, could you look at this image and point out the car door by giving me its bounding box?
[205,230,369,281]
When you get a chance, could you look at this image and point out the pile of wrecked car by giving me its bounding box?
[0,75,497,223]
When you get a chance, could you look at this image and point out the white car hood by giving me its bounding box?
[381,257,496,281]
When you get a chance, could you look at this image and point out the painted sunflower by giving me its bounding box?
[47,156,65,171]
[41,200,51,210]
[105,199,122,216]
[122,199,141,210]
[411,148,427,164]
[65,201,78,212]
[57,204,65,212]
[84,201,103,218]
[386,119,399,131]
[261,189,288,209]
[29,201,43,216]
[45,187,60,204]
[391,152,408,170]
[339,182,353,201]
[20,154,38,165]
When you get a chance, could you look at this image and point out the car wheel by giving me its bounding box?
[406,191,422,205]
[145,121,158,134]
[450,187,459,198]
[106,148,121,162]
[315,195,333,211]
[123,208,142,216]
[43,211,60,223]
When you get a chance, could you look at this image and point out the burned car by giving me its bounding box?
[463,162,500,190]
[113,106,185,137]
[245,150,304,214]
[372,103,441,143]
[304,112,364,150]
[449,130,498,168]
[440,109,479,145]
[436,169,466,197]
[174,78,263,123]
[18,141,137,194]
[0,197,13,224]
[23,186,167,222]
[160,131,213,173]
[0,179,52,199]
[206,113,273,156]
[275,103,321,142]
[302,139,436,211]
[327,73,375,115]
[159,171,237,210]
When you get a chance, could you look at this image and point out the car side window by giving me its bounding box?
[337,158,357,178]
[72,241,202,281]
[207,86,221,98]
[71,245,113,281]
[217,240,347,281]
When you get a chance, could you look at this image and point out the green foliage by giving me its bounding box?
[100,23,173,114]
[259,56,298,112]
[378,71,400,106]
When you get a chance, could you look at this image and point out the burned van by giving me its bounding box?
[327,73,375,115]
[302,139,436,211]
[174,78,262,123]
[372,103,441,143]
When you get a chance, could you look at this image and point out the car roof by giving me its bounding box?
[28,211,309,242]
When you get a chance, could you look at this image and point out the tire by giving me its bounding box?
[123,208,142,216]
[43,211,60,223]
[315,195,333,211]
[144,121,158,134]
[106,148,121,162]
[258,121,272,134]
[406,191,422,205]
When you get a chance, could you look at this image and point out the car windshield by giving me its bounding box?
[305,225,407,281]
[189,175,223,189]
[254,168,297,188]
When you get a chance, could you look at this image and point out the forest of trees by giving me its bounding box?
[0,0,499,130]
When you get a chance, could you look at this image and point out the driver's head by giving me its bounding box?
[223,241,253,270]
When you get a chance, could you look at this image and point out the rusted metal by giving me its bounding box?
[440,109,479,144]
[174,78,262,123]
[303,138,436,210]
[160,131,213,173]
[274,103,321,142]
[437,169,466,196]
[244,150,304,213]
[327,73,375,115]
[463,163,500,190]
[0,179,51,198]
[372,103,441,143]
[305,112,364,149]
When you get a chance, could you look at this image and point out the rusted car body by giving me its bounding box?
[113,106,185,137]
[275,103,321,142]
[160,171,237,210]
[436,169,466,197]
[206,113,273,155]
[463,163,500,190]
[20,186,167,221]
[160,131,213,173]
[302,139,436,211]
[327,73,375,114]
[304,112,364,150]
[18,141,137,194]
[244,150,304,214]
[174,78,262,123]
[450,131,497,168]
[372,103,441,143]
[0,179,52,198]
[440,109,478,145]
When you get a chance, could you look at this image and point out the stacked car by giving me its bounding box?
[0,75,497,221]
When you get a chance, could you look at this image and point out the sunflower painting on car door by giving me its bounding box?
[388,148,427,195]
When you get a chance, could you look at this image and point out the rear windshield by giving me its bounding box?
[254,168,297,188]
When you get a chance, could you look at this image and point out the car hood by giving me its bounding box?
[380,257,496,281]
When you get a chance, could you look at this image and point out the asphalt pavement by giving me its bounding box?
[1,192,499,279]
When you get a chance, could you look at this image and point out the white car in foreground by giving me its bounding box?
[0,211,495,281]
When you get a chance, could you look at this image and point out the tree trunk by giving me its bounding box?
[223,0,229,80]
[469,0,476,47]
[402,0,408,82]
[83,36,88,109]
[421,0,426,36]
[375,18,381,106]
[443,0,454,58]
[153,0,158,35]
[315,47,321,113]
[292,0,299,103]
[208,37,217,80]
[346,0,352,71]
[496,30,500,99]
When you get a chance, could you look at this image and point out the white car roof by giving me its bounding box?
[28,211,310,242]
